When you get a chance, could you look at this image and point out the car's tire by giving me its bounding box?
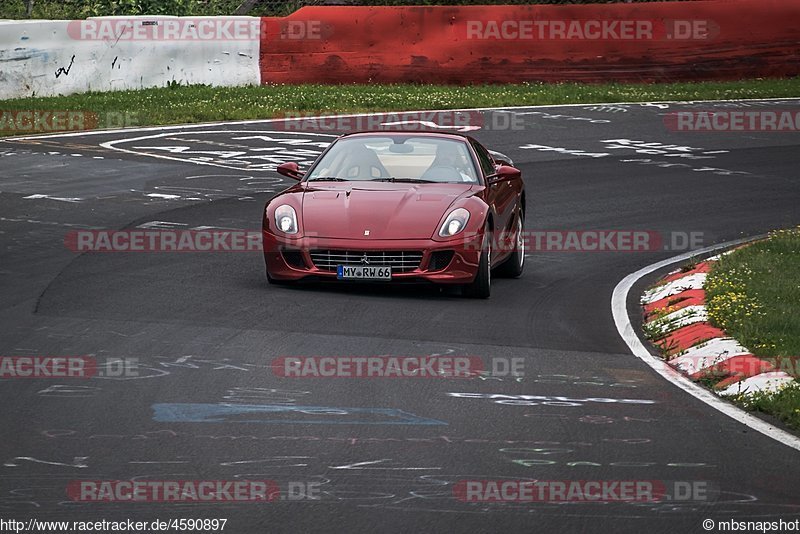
[463,226,491,299]
[495,211,525,278]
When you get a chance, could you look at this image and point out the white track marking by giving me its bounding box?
[645,304,708,336]
[98,130,336,172]
[718,372,796,397]
[642,273,707,303]
[670,338,751,375]
[612,236,800,452]
[22,194,83,202]
[5,97,800,141]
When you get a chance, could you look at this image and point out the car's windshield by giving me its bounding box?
[305,136,480,184]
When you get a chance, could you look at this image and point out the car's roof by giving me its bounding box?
[338,131,477,143]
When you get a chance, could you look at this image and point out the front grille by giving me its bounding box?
[310,250,423,273]
[428,250,455,271]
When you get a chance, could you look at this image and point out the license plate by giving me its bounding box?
[337,265,392,280]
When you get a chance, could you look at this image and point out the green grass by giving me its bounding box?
[643,228,800,430]
[706,228,800,359]
[705,228,800,431]
[726,383,800,431]
[1,0,244,19]
[0,0,716,19]
[1,78,799,135]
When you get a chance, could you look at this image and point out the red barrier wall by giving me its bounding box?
[259,0,800,84]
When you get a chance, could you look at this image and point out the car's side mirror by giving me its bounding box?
[487,165,521,183]
[277,162,303,180]
[488,150,514,167]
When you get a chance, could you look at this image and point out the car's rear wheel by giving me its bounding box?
[463,225,491,299]
[496,211,525,278]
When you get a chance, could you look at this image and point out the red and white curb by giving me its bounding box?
[613,237,800,451]
[641,254,795,398]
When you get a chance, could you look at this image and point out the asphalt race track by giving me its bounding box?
[1,100,799,533]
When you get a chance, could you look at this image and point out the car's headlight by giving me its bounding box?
[274,205,298,235]
[439,208,470,237]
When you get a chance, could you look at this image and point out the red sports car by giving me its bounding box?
[262,131,526,298]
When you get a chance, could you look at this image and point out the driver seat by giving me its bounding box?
[340,146,388,180]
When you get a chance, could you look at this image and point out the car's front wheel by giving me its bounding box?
[495,211,525,278]
[463,225,491,299]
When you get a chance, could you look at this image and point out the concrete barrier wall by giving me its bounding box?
[259,0,800,83]
[2,1,798,99]
[0,17,261,99]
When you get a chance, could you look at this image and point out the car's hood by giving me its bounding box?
[301,182,476,239]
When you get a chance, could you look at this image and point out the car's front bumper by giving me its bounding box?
[263,230,484,283]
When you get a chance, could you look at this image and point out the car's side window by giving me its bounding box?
[471,141,496,177]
